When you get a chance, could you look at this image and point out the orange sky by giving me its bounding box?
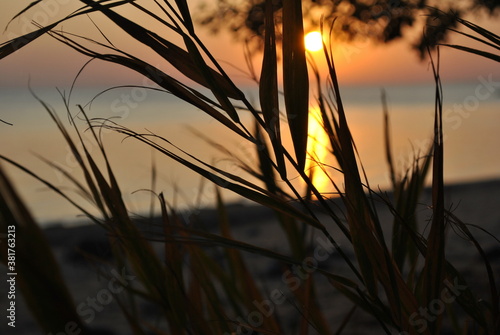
[0,1,499,88]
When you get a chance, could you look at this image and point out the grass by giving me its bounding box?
[0,1,499,334]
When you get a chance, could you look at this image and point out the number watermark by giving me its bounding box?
[5,225,17,328]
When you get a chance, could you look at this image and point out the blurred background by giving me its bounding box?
[0,0,499,225]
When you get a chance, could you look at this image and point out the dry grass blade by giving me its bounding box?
[254,119,279,195]
[322,21,382,300]
[5,0,43,27]
[79,0,242,102]
[437,11,500,62]
[327,278,393,327]
[446,210,499,331]
[0,23,58,59]
[0,0,133,59]
[454,15,500,46]
[39,94,110,220]
[320,22,426,330]
[0,166,88,334]
[445,28,500,51]
[172,0,194,34]
[154,224,358,290]
[0,154,101,224]
[440,44,500,62]
[182,35,240,122]
[443,263,488,328]
[215,188,282,333]
[382,89,396,189]
[420,48,446,333]
[259,0,286,179]
[44,31,248,139]
[390,153,431,274]
[282,0,309,171]
[97,121,325,231]
[157,193,208,334]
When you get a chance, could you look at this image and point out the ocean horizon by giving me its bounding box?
[1,80,499,225]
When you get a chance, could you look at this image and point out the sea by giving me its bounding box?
[0,81,500,335]
[0,81,499,226]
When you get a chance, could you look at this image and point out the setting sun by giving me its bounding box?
[304,31,323,52]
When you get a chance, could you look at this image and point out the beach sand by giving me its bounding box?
[1,179,499,334]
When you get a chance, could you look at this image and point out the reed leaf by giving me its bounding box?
[0,166,88,334]
[453,15,500,47]
[96,122,325,231]
[0,0,133,59]
[260,0,286,178]
[440,44,500,62]
[153,226,358,291]
[282,0,309,171]
[446,210,499,330]
[78,0,242,102]
[172,0,194,34]
[182,35,240,122]
[436,11,500,63]
[42,33,249,138]
[215,187,282,333]
[420,48,446,334]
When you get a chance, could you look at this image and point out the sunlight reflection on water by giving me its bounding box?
[0,82,498,224]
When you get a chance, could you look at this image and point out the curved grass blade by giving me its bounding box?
[440,44,500,62]
[47,31,249,138]
[182,35,240,122]
[215,188,282,333]
[78,0,242,101]
[0,0,133,60]
[6,0,43,28]
[97,121,325,231]
[0,166,90,334]
[446,210,499,329]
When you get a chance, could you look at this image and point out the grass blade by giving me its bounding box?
[79,0,242,101]
[172,0,194,34]
[260,0,286,178]
[440,44,500,62]
[420,48,446,333]
[282,0,309,171]
[0,166,88,334]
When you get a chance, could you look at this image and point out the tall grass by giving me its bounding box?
[0,1,499,334]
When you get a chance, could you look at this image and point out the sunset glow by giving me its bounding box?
[306,108,330,193]
[304,31,324,52]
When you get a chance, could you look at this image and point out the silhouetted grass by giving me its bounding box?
[0,1,498,334]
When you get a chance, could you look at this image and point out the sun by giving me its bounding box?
[304,31,323,52]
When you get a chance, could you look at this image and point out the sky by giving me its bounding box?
[0,1,498,223]
[0,1,499,89]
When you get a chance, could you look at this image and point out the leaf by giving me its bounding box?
[420,48,446,333]
[0,166,89,334]
[0,23,58,59]
[173,0,194,34]
[78,0,241,100]
[6,0,43,29]
[282,0,309,171]
[0,0,133,60]
[182,35,240,122]
[440,44,500,62]
[260,0,286,178]
[215,188,281,333]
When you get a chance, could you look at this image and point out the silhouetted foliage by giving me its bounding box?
[196,0,500,57]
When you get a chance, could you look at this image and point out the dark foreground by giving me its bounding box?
[1,179,499,334]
